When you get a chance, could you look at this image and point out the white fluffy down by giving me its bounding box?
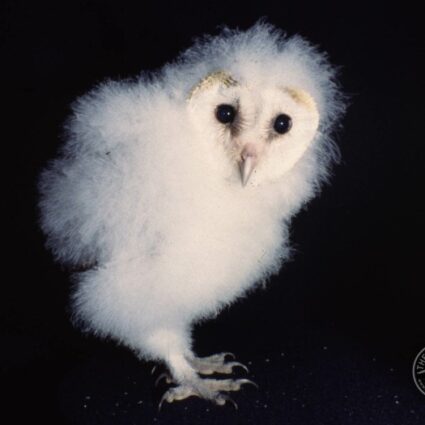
[38,23,345,360]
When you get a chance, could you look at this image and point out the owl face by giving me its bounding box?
[187,71,320,187]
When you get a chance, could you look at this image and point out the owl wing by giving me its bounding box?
[38,80,153,268]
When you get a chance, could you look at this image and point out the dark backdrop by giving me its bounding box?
[2,1,424,424]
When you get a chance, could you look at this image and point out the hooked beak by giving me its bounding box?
[240,156,255,186]
[239,146,258,186]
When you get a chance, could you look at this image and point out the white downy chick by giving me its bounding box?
[38,22,345,407]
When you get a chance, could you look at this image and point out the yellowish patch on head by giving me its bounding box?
[188,71,238,100]
[284,87,318,113]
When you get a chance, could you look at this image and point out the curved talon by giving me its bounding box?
[229,361,249,373]
[158,393,168,411]
[151,365,157,375]
[237,378,258,389]
[223,352,235,361]
[216,394,238,410]
[155,372,172,387]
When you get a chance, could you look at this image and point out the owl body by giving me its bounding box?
[51,89,287,354]
[39,23,344,403]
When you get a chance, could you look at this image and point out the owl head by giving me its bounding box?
[187,71,320,186]
[166,22,345,189]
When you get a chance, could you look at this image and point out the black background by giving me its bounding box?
[2,1,424,424]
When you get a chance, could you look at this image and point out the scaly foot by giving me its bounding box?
[159,377,256,409]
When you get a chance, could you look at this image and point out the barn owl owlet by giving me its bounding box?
[38,22,345,407]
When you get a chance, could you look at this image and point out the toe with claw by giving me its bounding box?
[188,352,250,375]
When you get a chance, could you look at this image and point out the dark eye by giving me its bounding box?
[215,104,236,124]
[273,114,292,134]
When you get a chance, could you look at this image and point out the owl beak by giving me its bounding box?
[239,146,258,186]
[240,156,255,186]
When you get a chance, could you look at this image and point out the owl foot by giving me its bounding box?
[158,377,256,410]
[188,352,249,375]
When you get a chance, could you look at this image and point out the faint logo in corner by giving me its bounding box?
[413,347,425,396]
